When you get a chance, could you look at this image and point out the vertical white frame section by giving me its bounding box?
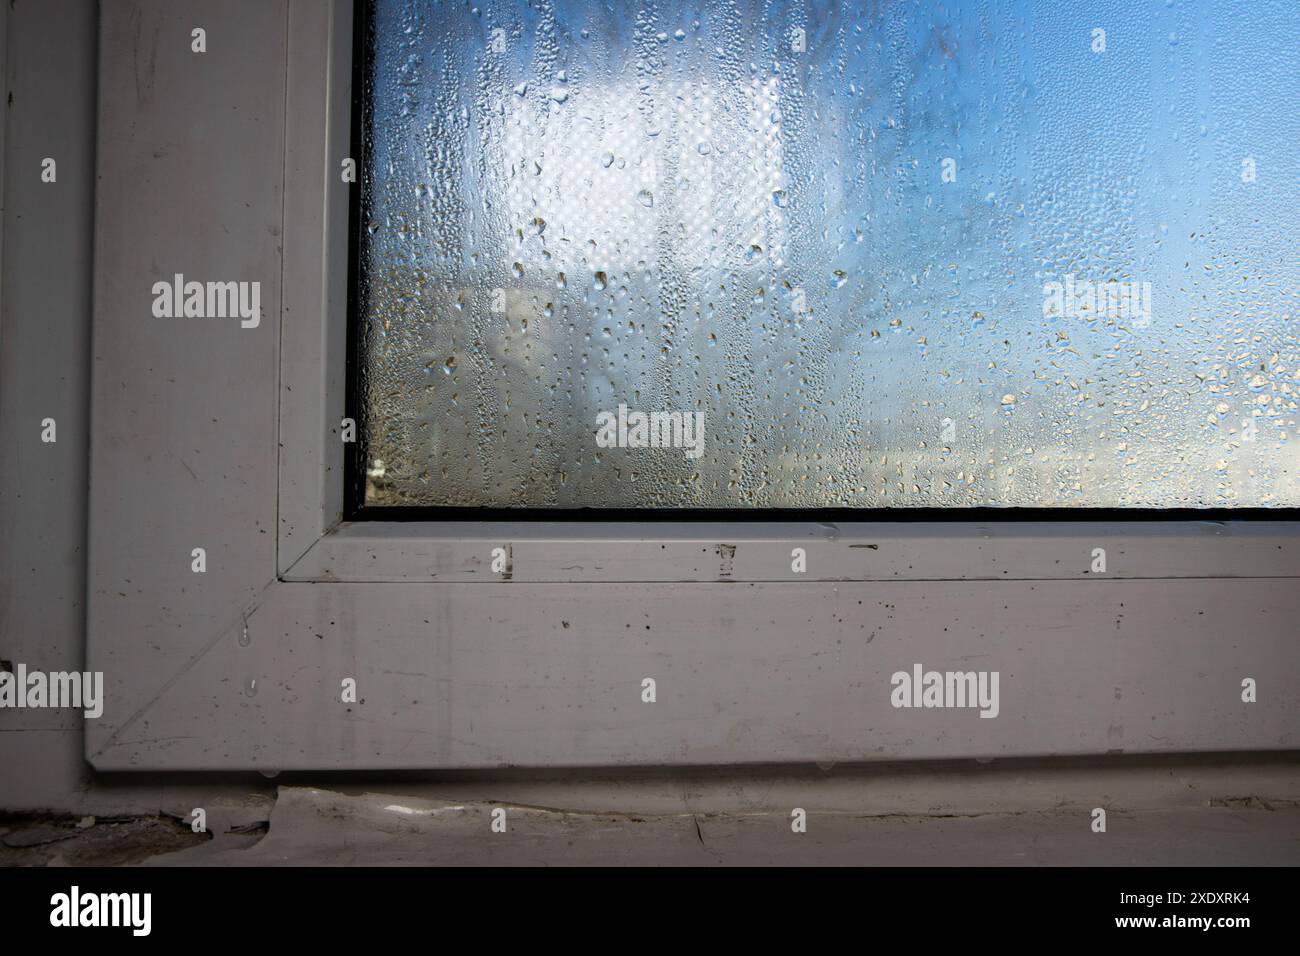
[278,0,351,575]
[87,0,1300,771]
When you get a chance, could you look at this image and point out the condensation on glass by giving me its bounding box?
[355,0,1299,509]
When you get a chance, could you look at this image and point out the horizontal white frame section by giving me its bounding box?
[87,0,1300,771]
[87,577,1299,770]
[285,520,1300,583]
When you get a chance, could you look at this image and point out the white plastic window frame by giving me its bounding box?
[85,0,1300,772]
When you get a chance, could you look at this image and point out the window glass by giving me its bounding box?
[357,0,1299,509]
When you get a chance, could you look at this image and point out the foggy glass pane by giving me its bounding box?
[356,0,1299,509]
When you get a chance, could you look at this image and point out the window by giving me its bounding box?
[352,0,1297,512]
[84,0,1300,773]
